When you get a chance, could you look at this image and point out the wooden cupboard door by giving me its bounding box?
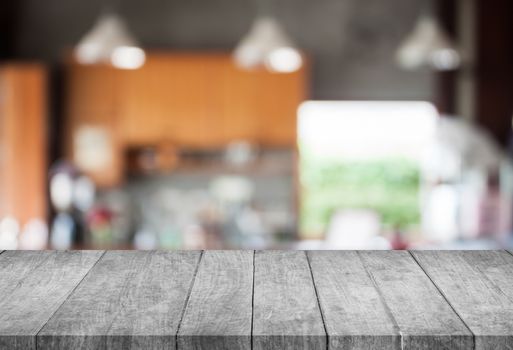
[117,61,162,145]
[201,56,229,147]
[0,64,47,225]
[206,56,307,147]
[118,54,306,149]
[159,55,210,148]
[66,63,119,116]
[254,68,306,147]
[119,54,212,148]
[214,58,260,145]
[65,63,123,187]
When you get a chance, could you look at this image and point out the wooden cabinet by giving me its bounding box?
[118,54,211,146]
[65,63,123,187]
[206,56,306,146]
[65,52,307,186]
[0,64,47,225]
[253,68,306,146]
[208,59,259,144]
[66,64,118,116]
[161,56,211,147]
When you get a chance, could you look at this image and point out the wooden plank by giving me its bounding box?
[0,251,103,349]
[412,250,513,349]
[308,251,400,350]
[38,251,201,350]
[253,251,325,350]
[178,250,253,350]
[359,251,473,349]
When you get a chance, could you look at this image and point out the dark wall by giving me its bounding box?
[0,2,21,58]
[475,0,513,146]
[6,0,433,100]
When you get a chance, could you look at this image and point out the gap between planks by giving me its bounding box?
[34,250,107,350]
[358,251,477,350]
[305,251,329,350]
[356,251,403,349]
[175,250,204,349]
[409,251,476,350]
[251,250,255,350]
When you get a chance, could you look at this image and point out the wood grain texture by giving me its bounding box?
[38,250,201,350]
[308,251,401,350]
[3,250,513,349]
[358,251,474,349]
[253,251,325,350]
[177,250,253,350]
[0,251,103,350]
[413,250,513,350]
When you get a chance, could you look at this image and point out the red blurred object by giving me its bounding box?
[390,230,409,250]
[86,207,115,247]
[86,207,114,226]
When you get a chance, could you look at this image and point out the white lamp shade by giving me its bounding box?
[396,16,461,71]
[234,16,302,73]
[75,13,145,69]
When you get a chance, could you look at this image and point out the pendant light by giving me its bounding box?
[75,8,145,70]
[234,0,302,73]
[396,14,460,71]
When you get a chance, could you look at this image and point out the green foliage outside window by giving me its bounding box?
[300,148,421,238]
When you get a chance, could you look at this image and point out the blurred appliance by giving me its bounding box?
[49,162,96,249]
[421,116,512,244]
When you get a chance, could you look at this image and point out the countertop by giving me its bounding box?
[0,250,512,349]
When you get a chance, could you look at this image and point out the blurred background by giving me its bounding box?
[1,0,512,250]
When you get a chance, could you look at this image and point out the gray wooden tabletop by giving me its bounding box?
[1,250,513,349]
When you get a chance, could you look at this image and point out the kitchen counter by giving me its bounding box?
[0,250,512,349]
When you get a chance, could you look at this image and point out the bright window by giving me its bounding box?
[298,101,439,239]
